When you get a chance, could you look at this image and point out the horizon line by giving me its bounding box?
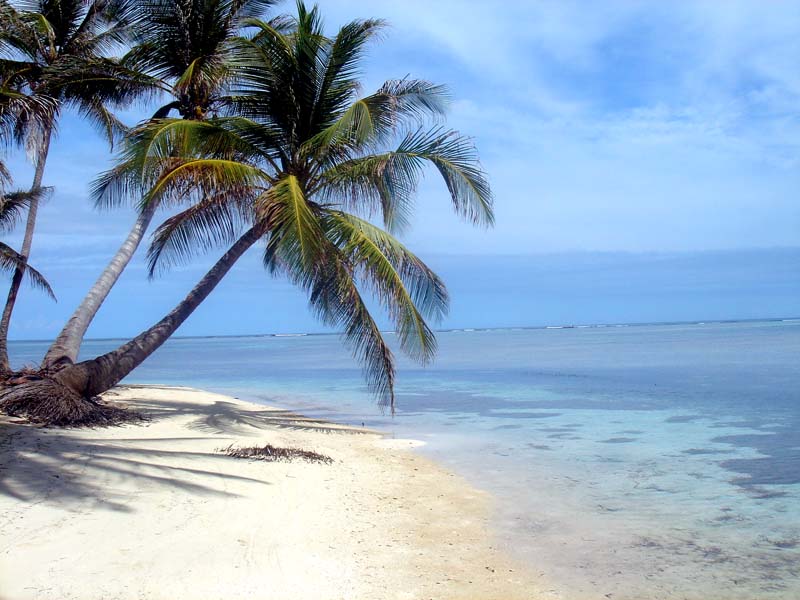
[9,316,798,345]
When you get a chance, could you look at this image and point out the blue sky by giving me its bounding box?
[4,0,799,340]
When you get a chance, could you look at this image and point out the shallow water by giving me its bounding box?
[11,320,800,599]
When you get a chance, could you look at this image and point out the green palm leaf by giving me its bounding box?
[262,174,323,271]
[0,86,58,148]
[318,127,493,230]
[265,231,397,411]
[0,185,50,231]
[325,210,447,363]
[124,0,277,118]
[310,16,385,132]
[92,117,272,209]
[305,78,449,156]
[144,157,266,208]
[0,240,55,299]
[310,258,396,411]
[147,187,255,276]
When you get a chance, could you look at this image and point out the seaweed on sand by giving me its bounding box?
[219,444,333,464]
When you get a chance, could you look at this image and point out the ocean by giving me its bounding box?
[10,319,800,599]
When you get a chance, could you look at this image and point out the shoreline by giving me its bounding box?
[0,384,548,600]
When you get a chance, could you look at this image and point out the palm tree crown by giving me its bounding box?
[126,0,277,120]
[0,0,152,144]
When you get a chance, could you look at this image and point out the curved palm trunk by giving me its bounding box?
[53,225,262,398]
[42,103,205,371]
[0,125,53,373]
[42,201,158,369]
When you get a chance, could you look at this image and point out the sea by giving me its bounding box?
[10,319,800,599]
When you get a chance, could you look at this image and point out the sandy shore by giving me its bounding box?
[0,385,549,600]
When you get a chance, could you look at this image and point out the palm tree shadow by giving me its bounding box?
[0,388,366,512]
[116,385,371,437]
[0,386,367,511]
[0,416,261,513]
[0,424,274,512]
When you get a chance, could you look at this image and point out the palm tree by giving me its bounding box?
[0,1,492,424]
[0,0,149,372]
[41,0,278,369]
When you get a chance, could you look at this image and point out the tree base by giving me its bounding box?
[0,378,143,427]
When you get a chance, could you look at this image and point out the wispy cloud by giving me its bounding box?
[327,0,800,253]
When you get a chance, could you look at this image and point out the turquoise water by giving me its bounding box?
[10,320,800,599]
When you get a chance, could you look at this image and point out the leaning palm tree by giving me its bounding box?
[0,0,149,372]
[0,1,492,425]
[41,0,278,369]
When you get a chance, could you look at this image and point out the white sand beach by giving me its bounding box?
[0,385,549,600]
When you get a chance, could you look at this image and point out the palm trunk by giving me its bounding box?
[0,124,53,373]
[42,201,158,369]
[40,103,195,371]
[53,225,262,398]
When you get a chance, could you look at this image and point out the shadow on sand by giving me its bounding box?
[0,385,365,512]
[112,384,370,437]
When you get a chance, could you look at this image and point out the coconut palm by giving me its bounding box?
[0,0,492,424]
[42,0,278,369]
[0,0,150,372]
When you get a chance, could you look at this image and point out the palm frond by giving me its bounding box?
[0,185,50,231]
[146,186,254,277]
[310,16,385,131]
[415,129,494,226]
[125,0,277,117]
[242,14,295,42]
[0,86,58,149]
[1,0,149,153]
[260,171,398,409]
[75,94,128,144]
[324,210,446,363]
[92,117,269,209]
[0,240,55,299]
[229,18,303,138]
[318,127,493,230]
[43,56,164,144]
[143,157,266,209]
[306,79,449,155]
[315,146,421,231]
[261,173,322,270]
[0,3,48,62]
[265,234,397,411]
[310,257,396,412]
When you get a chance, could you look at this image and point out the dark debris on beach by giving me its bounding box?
[219,443,333,464]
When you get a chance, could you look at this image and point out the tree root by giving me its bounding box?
[0,378,143,427]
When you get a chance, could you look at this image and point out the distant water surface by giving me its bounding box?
[10,320,800,599]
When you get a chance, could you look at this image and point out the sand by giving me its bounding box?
[0,385,550,600]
